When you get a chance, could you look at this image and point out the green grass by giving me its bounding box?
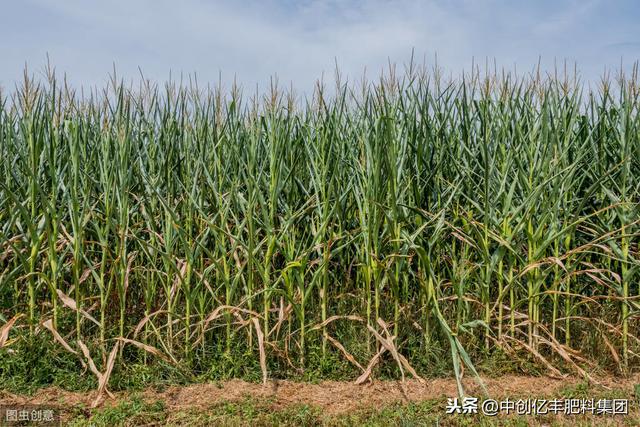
[59,386,640,427]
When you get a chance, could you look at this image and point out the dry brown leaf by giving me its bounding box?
[310,315,364,331]
[519,261,545,277]
[123,252,136,294]
[117,337,170,362]
[600,333,621,369]
[355,347,387,385]
[42,319,77,355]
[251,318,268,385]
[133,310,168,338]
[368,325,406,383]
[368,319,424,384]
[548,256,567,272]
[56,289,100,326]
[326,334,364,372]
[79,267,93,284]
[80,341,120,408]
[268,299,292,338]
[100,343,119,394]
[502,335,564,379]
[77,340,101,379]
[0,314,22,348]
[169,259,188,300]
[537,334,594,383]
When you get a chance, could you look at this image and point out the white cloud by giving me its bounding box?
[1,0,638,92]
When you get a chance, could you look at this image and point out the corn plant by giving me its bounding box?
[0,63,638,390]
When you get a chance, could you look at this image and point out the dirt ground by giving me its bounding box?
[1,374,639,416]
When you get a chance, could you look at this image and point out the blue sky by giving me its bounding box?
[1,0,639,91]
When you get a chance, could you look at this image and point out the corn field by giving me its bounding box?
[0,64,639,395]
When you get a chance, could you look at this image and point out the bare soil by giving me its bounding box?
[1,374,639,416]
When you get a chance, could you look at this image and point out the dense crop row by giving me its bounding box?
[1,65,639,394]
